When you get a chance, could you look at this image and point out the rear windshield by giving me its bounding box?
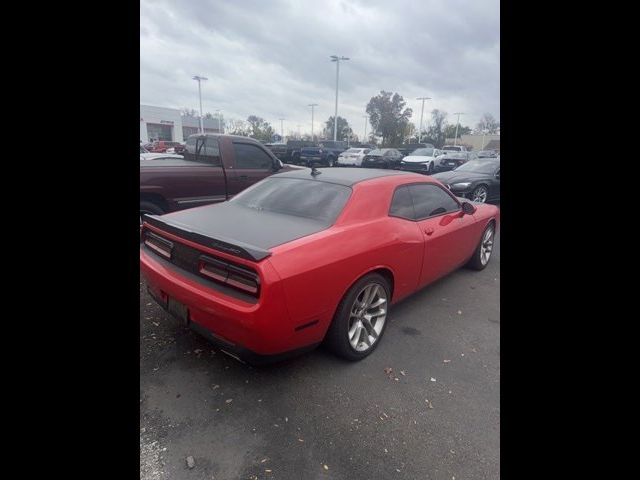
[231,177,351,224]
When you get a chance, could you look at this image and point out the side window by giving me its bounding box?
[185,137,197,154]
[184,137,221,165]
[233,143,274,170]
[389,186,415,220]
[408,184,460,219]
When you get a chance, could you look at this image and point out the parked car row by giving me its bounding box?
[143,140,186,155]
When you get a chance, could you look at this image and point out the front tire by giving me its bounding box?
[428,162,434,174]
[471,185,489,203]
[325,273,391,361]
[327,156,336,167]
[466,223,495,270]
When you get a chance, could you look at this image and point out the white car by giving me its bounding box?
[140,153,184,161]
[336,148,371,167]
[399,147,444,174]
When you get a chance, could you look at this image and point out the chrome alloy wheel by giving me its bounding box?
[348,283,388,352]
[480,225,495,266]
[472,185,488,203]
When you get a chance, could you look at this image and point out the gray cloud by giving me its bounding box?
[140,0,499,137]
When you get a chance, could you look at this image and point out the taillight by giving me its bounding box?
[198,255,260,297]
[144,231,173,259]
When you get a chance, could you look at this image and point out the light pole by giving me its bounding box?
[482,129,487,150]
[297,124,301,138]
[416,97,431,143]
[215,109,222,133]
[363,115,368,141]
[453,112,464,146]
[308,104,318,141]
[279,118,285,141]
[192,75,208,134]
[330,55,350,141]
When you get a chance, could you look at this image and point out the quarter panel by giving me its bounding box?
[268,217,424,344]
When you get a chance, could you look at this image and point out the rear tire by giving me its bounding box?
[428,162,434,174]
[325,273,391,361]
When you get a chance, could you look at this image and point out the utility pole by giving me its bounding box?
[453,112,464,146]
[192,75,208,134]
[279,118,285,141]
[308,104,318,141]
[416,97,431,143]
[330,55,350,141]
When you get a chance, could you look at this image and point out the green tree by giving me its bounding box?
[444,124,471,140]
[426,109,448,148]
[246,115,275,142]
[475,113,500,134]
[366,91,413,146]
[324,116,350,141]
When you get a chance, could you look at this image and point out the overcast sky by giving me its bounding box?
[140,0,499,138]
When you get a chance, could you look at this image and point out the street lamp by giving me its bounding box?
[416,97,431,143]
[453,112,464,146]
[308,104,318,141]
[330,55,350,141]
[192,75,208,134]
[363,115,368,141]
[279,118,285,140]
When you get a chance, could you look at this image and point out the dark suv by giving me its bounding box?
[265,140,317,164]
[298,141,348,167]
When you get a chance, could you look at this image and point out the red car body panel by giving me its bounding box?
[140,172,499,358]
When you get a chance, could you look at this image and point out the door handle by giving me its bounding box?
[424,227,434,235]
[238,175,249,180]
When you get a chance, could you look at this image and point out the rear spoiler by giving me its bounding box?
[143,214,272,262]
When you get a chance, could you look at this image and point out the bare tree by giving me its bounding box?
[475,113,500,134]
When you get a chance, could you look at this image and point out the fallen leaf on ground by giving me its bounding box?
[261,458,268,463]
[443,359,451,363]
[384,367,393,374]
[400,370,406,376]
[430,377,436,382]
[324,465,329,470]
[457,310,462,315]
[225,399,233,403]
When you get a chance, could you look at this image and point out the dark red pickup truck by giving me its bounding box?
[140,134,301,223]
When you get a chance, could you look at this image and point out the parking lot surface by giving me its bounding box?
[140,233,500,480]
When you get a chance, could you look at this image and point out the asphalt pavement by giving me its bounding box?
[140,232,500,480]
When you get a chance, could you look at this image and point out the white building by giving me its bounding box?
[140,104,224,143]
[140,105,184,143]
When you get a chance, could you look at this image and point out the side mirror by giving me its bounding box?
[461,201,476,215]
[495,172,500,179]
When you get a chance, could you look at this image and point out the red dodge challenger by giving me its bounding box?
[140,168,499,363]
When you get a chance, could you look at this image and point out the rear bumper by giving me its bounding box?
[140,246,316,360]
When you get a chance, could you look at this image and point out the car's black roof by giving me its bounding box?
[272,167,414,186]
